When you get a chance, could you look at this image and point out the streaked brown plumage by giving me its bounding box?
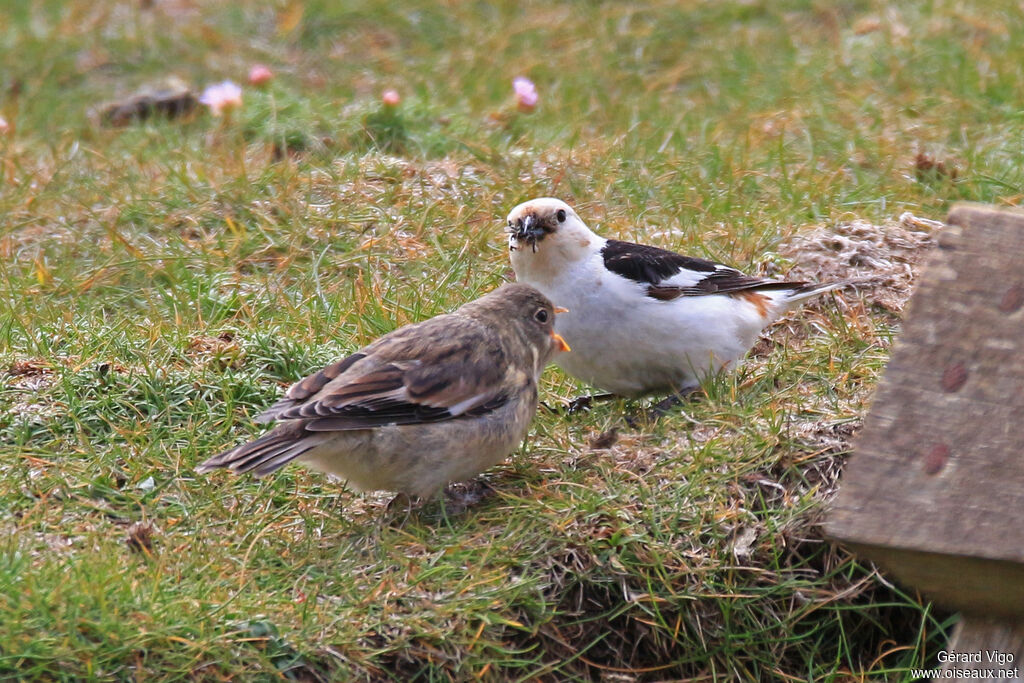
[197,283,569,498]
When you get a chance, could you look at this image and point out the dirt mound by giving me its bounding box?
[781,212,942,313]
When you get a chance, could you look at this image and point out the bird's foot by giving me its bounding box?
[382,492,420,527]
[626,388,700,427]
[542,393,618,414]
[442,479,496,514]
[386,492,414,511]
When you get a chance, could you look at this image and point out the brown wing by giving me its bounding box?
[254,352,367,423]
[256,315,511,431]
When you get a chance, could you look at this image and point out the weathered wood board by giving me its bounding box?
[940,617,1023,679]
[827,203,1024,619]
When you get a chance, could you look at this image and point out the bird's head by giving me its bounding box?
[505,198,599,284]
[466,283,570,374]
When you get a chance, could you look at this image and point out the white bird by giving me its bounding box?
[505,197,842,400]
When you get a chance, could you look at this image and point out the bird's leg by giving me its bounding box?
[383,492,417,527]
[541,393,618,414]
[650,388,699,414]
[628,386,700,426]
[567,393,617,413]
[441,479,497,514]
[387,492,412,510]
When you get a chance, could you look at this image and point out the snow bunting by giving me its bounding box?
[198,283,570,498]
[506,198,842,398]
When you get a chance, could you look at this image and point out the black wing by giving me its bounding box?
[601,239,805,300]
[601,239,716,284]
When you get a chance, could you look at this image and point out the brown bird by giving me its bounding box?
[197,283,570,499]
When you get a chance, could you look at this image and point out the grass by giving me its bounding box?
[4,0,1021,679]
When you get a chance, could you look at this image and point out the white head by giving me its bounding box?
[505,198,601,285]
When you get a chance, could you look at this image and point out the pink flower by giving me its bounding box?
[248,65,273,87]
[0,116,9,135]
[381,89,401,107]
[513,76,538,112]
[199,81,243,116]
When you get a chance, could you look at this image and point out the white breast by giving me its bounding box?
[514,250,773,396]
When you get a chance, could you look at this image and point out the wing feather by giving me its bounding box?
[257,315,511,431]
[601,239,806,300]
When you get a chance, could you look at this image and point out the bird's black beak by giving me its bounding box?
[509,214,547,246]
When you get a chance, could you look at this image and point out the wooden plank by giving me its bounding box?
[837,545,1024,618]
[827,203,1024,615]
[939,617,1023,681]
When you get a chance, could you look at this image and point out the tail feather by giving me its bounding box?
[197,423,319,476]
[251,441,321,477]
[784,280,848,304]
[748,279,855,318]
[226,437,302,474]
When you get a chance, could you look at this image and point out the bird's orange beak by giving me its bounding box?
[554,306,569,314]
[551,331,570,352]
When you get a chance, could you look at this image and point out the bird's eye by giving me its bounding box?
[534,308,549,323]
[556,209,566,223]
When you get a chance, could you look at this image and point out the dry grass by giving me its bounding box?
[8,0,1024,679]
